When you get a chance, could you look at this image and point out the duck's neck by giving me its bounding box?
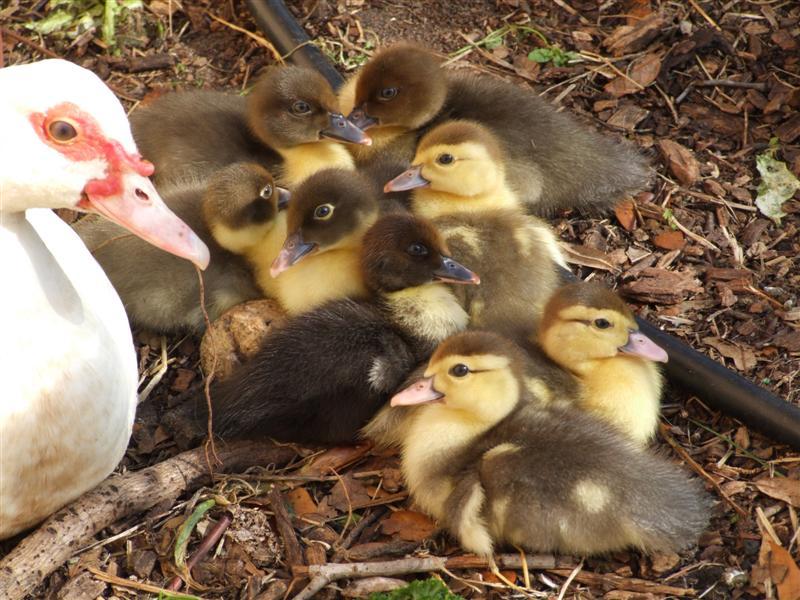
[383,283,469,345]
[411,185,518,220]
[277,141,355,186]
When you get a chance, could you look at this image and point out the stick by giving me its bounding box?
[547,568,697,596]
[0,441,296,600]
[268,486,305,568]
[291,554,564,599]
[166,512,233,591]
[0,26,61,59]
[694,79,767,91]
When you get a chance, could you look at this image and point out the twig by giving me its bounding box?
[547,567,697,596]
[0,441,296,600]
[693,79,768,91]
[137,335,168,404]
[556,560,584,600]
[580,51,645,91]
[0,26,61,59]
[268,486,305,569]
[659,424,748,518]
[205,11,283,64]
[166,512,233,591]
[664,210,721,252]
[332,509,384,560]
[196,266,220,473]
[292,554,565,599]
[87,566,201,599]
[688,0,721,30]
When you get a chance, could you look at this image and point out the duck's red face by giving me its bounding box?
[28,101,209,269]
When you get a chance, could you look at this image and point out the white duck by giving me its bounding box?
[0,59,210,539]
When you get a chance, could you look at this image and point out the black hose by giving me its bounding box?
[245,0,344,90]
[245,0,800,449]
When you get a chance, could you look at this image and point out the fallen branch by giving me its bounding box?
[291,554,564,600]
[0,441,296,600]
[547,568,697,597]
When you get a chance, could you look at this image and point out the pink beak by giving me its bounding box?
[81,171,209,269]
[390,376,444,407]
[619,330,669,363]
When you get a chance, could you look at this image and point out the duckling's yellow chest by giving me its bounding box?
[402,406,487,518]
[579,357,664,445]
[245,212,288,297]
[273,248,367,315]
[279,142,355,186]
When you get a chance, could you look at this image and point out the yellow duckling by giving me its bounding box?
[391,331,709,558]
[384,120,567,341]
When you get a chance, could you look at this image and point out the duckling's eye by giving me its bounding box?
[450,363,470,378]
[378,87,399,101]
[259,184,273,200]
[436,153,455,166]
[407,242,429,257]
[594,318,612,329]
[47,119,78,143]
[291,100,312,115]
[313,203,335,220]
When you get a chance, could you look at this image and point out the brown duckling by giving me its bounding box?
[74,163,289,333]
[385,120,569,341]
[266,168,383,314]
[391,331,709,558]
[131,65,369,187]
[342,43,649,216]
[537,282,667,445]
[183,213,478,444]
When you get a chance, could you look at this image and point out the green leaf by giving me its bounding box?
[755,149,800,225]
[173,499,216,571]
[527,48,555,63]
[369,578,465,600]
[24,10,75,35]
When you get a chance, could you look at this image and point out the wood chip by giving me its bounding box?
[658,139,700,186]
[776,114,800,144]
[653,230,686,250]
[379,510,437,542]
[772,331,800,352]
[622,267,702,304]
[603,13,665,55]
[607,104,650,130]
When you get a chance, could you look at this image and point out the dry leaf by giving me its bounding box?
[703,337,758,371]
[603,13,665,55]
[380,510,436,542]
[760,538,800,600]
[653,231,685,250]
[756,478,800,508]
[658,139,700,186]
[615,198,637,230]
[605,53,661,97]
[328,473,373,512]
[559,242,620,272]
[607,104,650,130]
[299,444,371,477]
[286,487,319,517]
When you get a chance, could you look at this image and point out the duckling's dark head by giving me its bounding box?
[539,282,669,368]
[384,120,507,201]
[349,43,447,131]
[360,213,479,293]
[391,331,525,422]
[247,66,370,149]
[203,162,290,254]
[270,169,379,277]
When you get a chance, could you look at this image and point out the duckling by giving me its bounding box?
[391,331,709,558]
[384,120,569,341]
[342,43,649,216]
[265,168,382,314]
[131,65,369,187]
[183,213,479,444]
[537,282,668,445]
[74,163,289,333]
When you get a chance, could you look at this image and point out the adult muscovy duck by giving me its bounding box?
[0,59,209,539]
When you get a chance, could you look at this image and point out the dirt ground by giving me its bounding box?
[1,0,799,598]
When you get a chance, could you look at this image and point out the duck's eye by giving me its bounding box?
[291,100,312,115]
[259,184,273,200]
[449,363,470,378]
[378,87,399,101]
[594,318,612,329]
[436,153,455,166]
[47,119,78,143]
[407,242,429,257]
[313,203,334,220]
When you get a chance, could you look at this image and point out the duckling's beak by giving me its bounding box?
[383,165,430,193]
[433,256,480,285]
[390,376,444,406]
[347,105,379,130]
[277,187,291,210]
[270,231,317,277]
[619,330,669,363]
[81,169,210,269]
[320,112,372,146]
